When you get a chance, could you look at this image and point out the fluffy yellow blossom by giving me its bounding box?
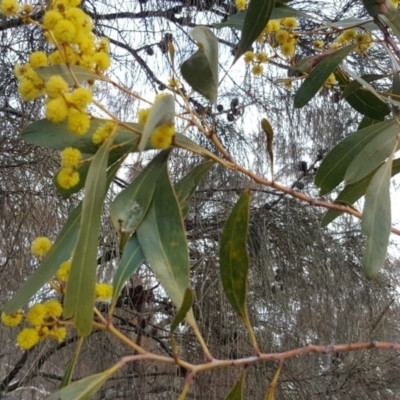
[275,29,289,44]
[280,42,295,57]
[37,325,49,340]
[251,64,264,76]
[168,77,180,88]
[1,0,19,16]
[281,17,297,29]
[78,54,94,70]
[68,109,90,135]
[48,50,64,65]
[325,73,337,85]
[46,75,68,98]
[61,147,82,168]
[138,108,151,126]
[53,20,77,43]
[243,51,255,63]
[343,29,356,41]
[17,328,40,350]
[284,81,293,89]
[64,45,80,64]
[97,37,110,53]
[31,236,52,257]
[77,34,95,55]
[56,260,71,281]
[57,167,80,189]
[46,97,68,123]
[26,304,47,326]
[391,0,399,7]
[355,32,372,44]
[43,300,63,318]
[336,35,348,45]
[235,0,247,11]
[22,4,32,14]
[50,326,67,343]
[1,311,23,327]
[65,7,87,27]
[329,43,340,49]
[70,87,92,109]
[29,52,48,68]
[13,63,28,80]
[92,52,111,71]
[266,19,280,33]
[92,121,116,145]
[43,10,63,30]
[313,40,324,49]
[150,123,175,149]
[95,283,113,301]
[256,52,269,63]
[19,79,41,101]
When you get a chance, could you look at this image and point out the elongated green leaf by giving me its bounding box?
[327,17,377,30]
[170,288,195,333]
[110,150,171,235]
[213,4,314,30]
[358,116,383,130]
[261,118,274,178]
[294,45,355,108]
[315,118,396,195]
[341,74,386,98]
[21,119,142,155]
[174,134,230,166]
[321,159,400,226]
[174,160,214,218]
[234,0,275,63]
[59,338,84,389]
[181,27,218,103]
[220,190,251,321]
[139,94,175,152]
[63,138,111,336]
[110,234,145,313]
[362,150,394,279]
[136,162,193,322]
[265,362,283,400]
[345,122,399,184]
[47,362,123,400]
[35,65,100,85]
[4,161,122,314]
[225,370,247,400]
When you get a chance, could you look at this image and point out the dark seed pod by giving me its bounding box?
[146,46,154,56]
[158,84,166,91]
[230,98,239,109]
[227,113,234,122]
[217,104,224,112]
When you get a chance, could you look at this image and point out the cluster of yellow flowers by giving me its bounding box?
[243,51,269,76]
[313,29,373,53]
[2,296,66,350]
[235,0,247,11]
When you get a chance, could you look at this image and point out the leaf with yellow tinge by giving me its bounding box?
[220,190,251,322]
[170,288,194,334]
[225,369,247,400]
[261,118,274,178]
[265,362,283,400]
[63,138,111,336]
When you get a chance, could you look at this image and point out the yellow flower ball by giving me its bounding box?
[150,123,175,149]
[37,325,50,340]
[43,10,63,30]
[43,300,63,318]
[50,326,67,343]
[70,87,92,109]
[95,283,113,301]
[48,50,64,65]
[92,51,111,71]
[26,304,47,326]
[18,79,41,101]
[243,51,255,63]
[61,147,82,168]
[266,19,280,33]
[168,77,180,88]
[137,108,151,126]
[92,121,116,145]
[235,0,247,11]
[31,236,52,257]
[343,29,356,41]
[1,0,19,16]
[275,29,289,44]
[280,42,295,57]
[313,40,324,49]
[1,311,23,327]
[256,52,269,63]
[97,37,110,53]
[46,75,69,98]
[325,73,337,85]
[68,109,90,135]
[46,97,68,123]
[57,167,80,189]
[251,64,264,76]
[53,19,77,43]
[56,260,71,281]
[65,7,87,28]
[17,328,40,350]
[29,51,48,68]
[281,17,297,30]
